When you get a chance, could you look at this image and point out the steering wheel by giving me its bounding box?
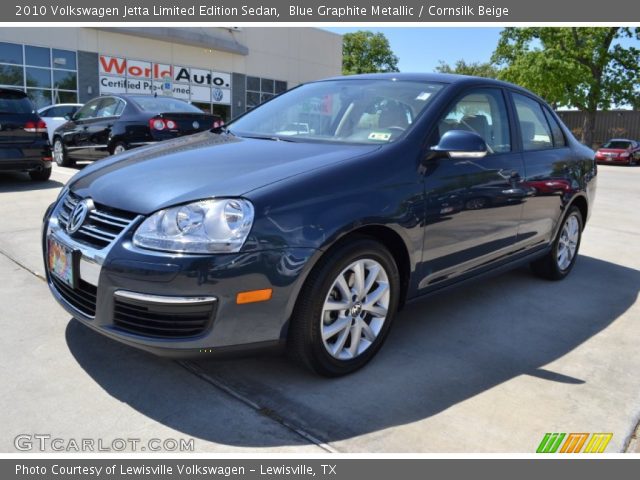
[385,126,406,133]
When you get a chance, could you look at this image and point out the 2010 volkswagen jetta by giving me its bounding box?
[42,73,597,376]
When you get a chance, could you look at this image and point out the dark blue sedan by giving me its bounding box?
[42,73,597,376]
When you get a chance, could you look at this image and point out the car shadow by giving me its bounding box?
[66,255,640,448]
[0,172,64,192]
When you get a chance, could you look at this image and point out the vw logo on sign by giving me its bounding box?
[66,198,94,234]
[212,87,224,102]
[192,121,200,129]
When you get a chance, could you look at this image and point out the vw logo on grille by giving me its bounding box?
[66,198,94,234]
[192,120,200,129]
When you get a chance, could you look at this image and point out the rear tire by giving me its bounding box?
[29,167,52,182]
[530,206,583,280]
[288,237,400,376]
[53,138,74,167]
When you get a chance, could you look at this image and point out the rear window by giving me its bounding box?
[0,90,34,114]
[130,96,203,114]
[602,140,631,149]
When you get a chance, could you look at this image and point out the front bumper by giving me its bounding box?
[42,198,317,358]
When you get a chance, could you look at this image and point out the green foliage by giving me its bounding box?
[492,27,640,143]
[342,31,399,75]
[435,59,501,79]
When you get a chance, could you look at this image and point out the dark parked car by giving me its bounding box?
[52,94,222,167]
[42,73,597,376]
[594,138,640,165]
[0,87,52,181]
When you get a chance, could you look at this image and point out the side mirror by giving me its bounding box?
[64,114,71,120]
[431,130,488,159]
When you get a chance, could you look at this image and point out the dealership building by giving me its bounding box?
[0,27,342,120]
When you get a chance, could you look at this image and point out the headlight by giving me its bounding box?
[133,198,254,254]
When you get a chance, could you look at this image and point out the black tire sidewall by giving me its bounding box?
[297,239,400,376]
[29,167,52,181]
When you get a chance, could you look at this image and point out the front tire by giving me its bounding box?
[53,138,74,167]
[112,142,127,155]
[288,237,400,376]
[530,206,583,280]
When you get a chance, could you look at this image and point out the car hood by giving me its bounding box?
[69,131,380,214]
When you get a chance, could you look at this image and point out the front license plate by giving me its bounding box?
[47,236,75,288]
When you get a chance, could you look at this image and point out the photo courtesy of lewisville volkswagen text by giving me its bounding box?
[0,0,639,476]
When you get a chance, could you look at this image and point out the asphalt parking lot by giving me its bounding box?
[1,163,639,453]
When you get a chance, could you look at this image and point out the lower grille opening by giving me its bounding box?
[50,275,97,317]
[113,297,214,339]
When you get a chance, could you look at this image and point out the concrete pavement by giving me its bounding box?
[0,163,638,452]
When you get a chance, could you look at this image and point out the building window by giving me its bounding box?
[0,42,78,109]
[246,76,287,112]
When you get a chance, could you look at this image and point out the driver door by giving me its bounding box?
[419,87,527,289]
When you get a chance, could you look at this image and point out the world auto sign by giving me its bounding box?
[99,55,231,105]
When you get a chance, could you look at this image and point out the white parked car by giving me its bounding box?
[37,103,83,143]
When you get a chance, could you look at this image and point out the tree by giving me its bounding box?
[342,31,399,75]
[492,27,640,146]
[435,59,501,79]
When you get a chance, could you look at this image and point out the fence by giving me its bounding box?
[556,110,640,147]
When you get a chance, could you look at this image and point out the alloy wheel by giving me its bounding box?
[53,140,64,165]
[556,214,580,270]
[320,258,390,360]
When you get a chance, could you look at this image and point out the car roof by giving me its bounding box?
[320,72,522,88]
[0,87,28,97]
[38,103,82,110]
[108,94,188,101]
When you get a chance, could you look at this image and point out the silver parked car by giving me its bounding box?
[37,103,82,143]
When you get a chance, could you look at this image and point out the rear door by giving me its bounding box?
[420,87,526,288]
[509,92,574,250]
[84,97,126,159]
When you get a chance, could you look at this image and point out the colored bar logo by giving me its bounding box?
[537,433,612,453]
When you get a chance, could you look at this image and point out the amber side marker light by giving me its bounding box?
[236,288,273,304]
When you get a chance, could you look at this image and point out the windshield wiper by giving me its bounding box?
[240,134,297,143]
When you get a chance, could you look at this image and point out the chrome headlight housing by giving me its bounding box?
[133,198,254,254]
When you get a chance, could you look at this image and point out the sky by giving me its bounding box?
[322,27,504,73]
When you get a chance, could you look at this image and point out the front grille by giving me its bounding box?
[50,275,97,317]
[57,192,138,249]
[113,298,214,339]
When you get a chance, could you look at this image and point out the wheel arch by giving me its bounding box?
[569,194,589,230]
[281,223,413,340]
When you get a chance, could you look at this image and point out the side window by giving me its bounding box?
[74,99,100,120]
[95,97,121,118]
[542,107,566,147]
[114,99,126,116]
[438,88,511,154]
[39,107,53,117]
[513,93,553,151]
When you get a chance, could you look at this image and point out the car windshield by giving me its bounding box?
[229,79,445,144]
[130,96,204,113]
[602,140,631,149]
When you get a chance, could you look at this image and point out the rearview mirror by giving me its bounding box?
[431,130,488,159]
